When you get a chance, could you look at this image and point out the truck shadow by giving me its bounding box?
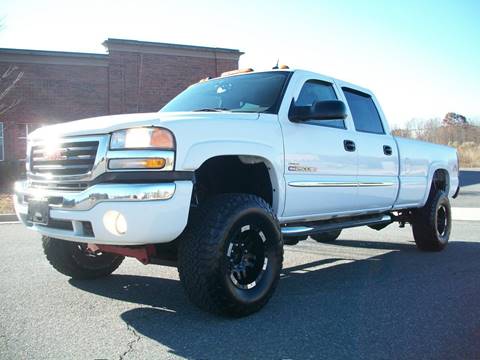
[459,169,480,187]
[70,240,480,359]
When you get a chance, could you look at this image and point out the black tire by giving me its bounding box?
[411,191,451,251]
[178,194,283,317]
[42,237,124,279]
[311,230,342,243]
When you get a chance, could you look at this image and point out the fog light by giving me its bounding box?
[103,210,128,236]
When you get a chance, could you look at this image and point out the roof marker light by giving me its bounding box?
[221,68,254,77]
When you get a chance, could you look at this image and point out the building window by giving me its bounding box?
[0,122,4,161]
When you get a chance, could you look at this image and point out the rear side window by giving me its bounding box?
[296,80,344,129]
[343,88,384,134]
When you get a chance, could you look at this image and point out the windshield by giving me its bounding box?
[160,71,290,114]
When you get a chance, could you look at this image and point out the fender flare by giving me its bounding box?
[420,162,451,207]
[181,140,285,216]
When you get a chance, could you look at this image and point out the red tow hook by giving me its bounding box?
[87,244,156,265]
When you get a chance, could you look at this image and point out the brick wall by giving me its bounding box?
[0,60,109,160]
[134,52,235,113]
[0,39,242,163]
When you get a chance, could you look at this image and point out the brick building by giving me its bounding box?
[0,38,243,162]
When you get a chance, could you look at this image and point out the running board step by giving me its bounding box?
[281,214,392,238]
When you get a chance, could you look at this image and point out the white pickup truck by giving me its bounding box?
[14,68,460,317]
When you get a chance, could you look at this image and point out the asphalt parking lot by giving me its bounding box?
[1,170,479,359]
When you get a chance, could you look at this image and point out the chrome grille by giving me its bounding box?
[31,141,99,176]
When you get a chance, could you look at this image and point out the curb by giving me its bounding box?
[0,214,18,222]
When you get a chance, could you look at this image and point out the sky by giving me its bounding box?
[0,0,479,127]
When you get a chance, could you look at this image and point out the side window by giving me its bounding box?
[343,88,384,134]
[295,80,345,129]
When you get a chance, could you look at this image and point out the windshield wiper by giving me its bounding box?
[193,107,229,112]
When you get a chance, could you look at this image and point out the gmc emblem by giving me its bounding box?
[44,148,65,161]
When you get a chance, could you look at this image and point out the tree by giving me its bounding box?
[0,65,24,116]
[0,20,24,117]
[443,112,467,126]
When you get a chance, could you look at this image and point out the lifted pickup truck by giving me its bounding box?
[15,68,459,317]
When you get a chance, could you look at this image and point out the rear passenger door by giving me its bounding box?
[341,87,399,211]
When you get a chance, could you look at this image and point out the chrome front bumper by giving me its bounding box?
[14,180,193,245]
[14,181,176,211]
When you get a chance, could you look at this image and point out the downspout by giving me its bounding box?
[137,53,144,113]
[214,49,218,77]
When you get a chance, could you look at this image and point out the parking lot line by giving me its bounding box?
[452,207,480,221]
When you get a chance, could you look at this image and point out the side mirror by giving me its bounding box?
[290,100,347,122]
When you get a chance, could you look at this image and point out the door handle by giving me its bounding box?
[383,145,393,156]
[344,140,356,152]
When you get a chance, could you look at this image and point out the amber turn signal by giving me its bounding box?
[144,158,166,169]
[150,128,174,149]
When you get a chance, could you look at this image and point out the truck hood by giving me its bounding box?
[30,111,260,139]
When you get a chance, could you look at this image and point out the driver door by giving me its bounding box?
[280,75,359,220]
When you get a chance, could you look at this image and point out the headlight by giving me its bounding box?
[110,127,175,150]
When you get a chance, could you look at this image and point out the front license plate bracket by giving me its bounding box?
[27,200,50,225]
